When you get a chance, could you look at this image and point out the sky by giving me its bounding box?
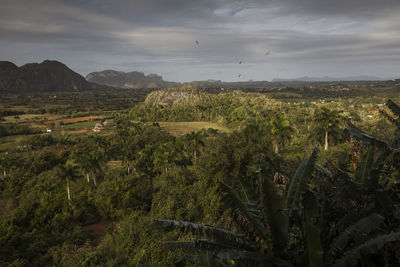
[1,0,400,82]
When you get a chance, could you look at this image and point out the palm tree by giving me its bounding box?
[270,113,294,153]
[86,151,104,186]
[313,107,341,150]
[0,153,10,178]
[72,150,91,183]
[57,161,79,201]
[184,130,206,166]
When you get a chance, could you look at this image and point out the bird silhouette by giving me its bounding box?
[265,51,270,56]
[238,61,242,64]
[195,40,199,44]
[238,74,241,77]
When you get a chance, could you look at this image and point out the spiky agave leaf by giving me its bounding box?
[330,214,385,256]
[334,231,400,267]
[286,149,318,215]
[155,219,245,248]
[259,176,289,256]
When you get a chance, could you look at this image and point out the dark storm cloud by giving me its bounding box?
[0,0,399,81]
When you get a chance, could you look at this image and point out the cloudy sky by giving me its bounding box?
[1,0,400,82]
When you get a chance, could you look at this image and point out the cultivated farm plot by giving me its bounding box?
[156,121,230,136]
[62,120,100,130]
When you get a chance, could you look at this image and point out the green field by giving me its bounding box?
[62,120,100,130]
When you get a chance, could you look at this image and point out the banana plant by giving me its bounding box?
[155,150,321,266]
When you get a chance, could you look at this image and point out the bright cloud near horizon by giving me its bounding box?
[0,0,399,82]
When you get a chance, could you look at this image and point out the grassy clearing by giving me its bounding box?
[107,160,123,169]
[62,121,100,130]
[156,121,231,136]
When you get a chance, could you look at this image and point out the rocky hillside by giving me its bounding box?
[86,70,179,89]
[144,87,203,106]
[0,60,97,92]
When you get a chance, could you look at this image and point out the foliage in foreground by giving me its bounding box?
[156,99,400,266]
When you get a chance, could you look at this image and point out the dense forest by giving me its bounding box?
[1,87,400,266]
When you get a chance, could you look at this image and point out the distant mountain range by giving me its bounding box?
[0,59,397,93]
[86,70,179,89]
[272,76,388,82]
[0,60,98,92]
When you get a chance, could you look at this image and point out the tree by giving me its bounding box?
[86,150,104,186]
[270,112,294,153]
[0,153,11,178]
[184,130,206,166]
[57,161,79,201]
[313,107,342,150]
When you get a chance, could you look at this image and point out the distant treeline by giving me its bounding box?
[0,123,41,137]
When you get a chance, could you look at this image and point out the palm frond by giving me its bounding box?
[155,219,244,247]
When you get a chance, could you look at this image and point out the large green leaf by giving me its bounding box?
[347,128,398,153]
[386,99,400,118]
[286,149,318,214]
[330,213,385,256]
[380,110,400,129]
[260,176,289,255]
[155,219,244,247]
[334,231,400,267]
[219,183,270,245]
[355,146,375,186]
[301,191,323,267]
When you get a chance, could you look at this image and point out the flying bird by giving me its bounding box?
[195,40,199,44]
[238,61,242,64]
[265,51,270,56]
[238,74,241,77]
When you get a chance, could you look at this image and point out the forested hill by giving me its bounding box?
[0,60,100,93]
[86,69,180,89]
